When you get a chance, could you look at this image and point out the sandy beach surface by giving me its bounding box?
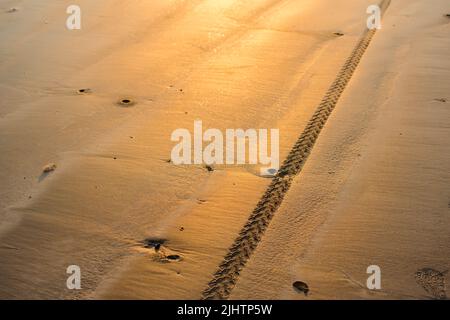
[0,0,449,299]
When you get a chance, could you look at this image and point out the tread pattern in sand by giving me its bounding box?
[202,0,391,300]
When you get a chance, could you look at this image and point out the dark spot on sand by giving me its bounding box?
[415,268,447,299]
[293,281,309,296]
[205,165,214,172]
[142,238,166,249]
[42,163,57,173]
[179,89,183,92]
[119,98,135,107]
[334,32,344,36]
[77,88,91,94]
[38,163,57,182]
[434,98,447,103]
[179,227,184,231]
[167,254,181,261]
[278,170,289,178]
[7,7,19,13]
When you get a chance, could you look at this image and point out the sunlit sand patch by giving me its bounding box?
[153,249,183,263]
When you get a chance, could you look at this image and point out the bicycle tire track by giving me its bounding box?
[202,0,391,300]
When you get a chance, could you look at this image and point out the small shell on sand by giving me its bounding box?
[260,167,278,177]
[293,281,309,296]
[42,163,57,173]
[142,238,166,249]
[166,254,181,261]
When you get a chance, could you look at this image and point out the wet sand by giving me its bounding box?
[0,0,449,299]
